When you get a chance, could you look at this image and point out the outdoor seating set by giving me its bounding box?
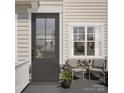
[65,58,108,84]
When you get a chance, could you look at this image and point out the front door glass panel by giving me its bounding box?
[35,18,55,58]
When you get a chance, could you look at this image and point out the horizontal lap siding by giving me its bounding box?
[17,13,29,63]
[15,4,31,93]
[63,0,107,59]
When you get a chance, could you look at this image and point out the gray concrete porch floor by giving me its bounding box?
[22,79,108,93]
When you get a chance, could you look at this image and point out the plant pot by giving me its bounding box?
[105,71,108,86]
[61,80,72,88]
[105,77,108,86]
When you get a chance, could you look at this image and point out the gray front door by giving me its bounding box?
[32,13,59,82]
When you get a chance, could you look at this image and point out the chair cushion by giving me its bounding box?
[92,59,105,69]
[72,68,83,72]
[67,58,78,68]
[90,68,103,72]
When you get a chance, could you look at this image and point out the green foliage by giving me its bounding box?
[60,68,72,81]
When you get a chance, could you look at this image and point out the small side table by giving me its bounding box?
[104,70,108,86]
[84,63,91,80]
[79,62,87,80]
[82,69,87,80]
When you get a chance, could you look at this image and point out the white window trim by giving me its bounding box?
[15,14,18,64]
[69,22,104,59]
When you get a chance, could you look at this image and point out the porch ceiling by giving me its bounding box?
[15,0,62,3]
[15,0,39,13]
[15,0,38,5]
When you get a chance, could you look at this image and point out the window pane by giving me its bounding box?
[36,18,45,39]
[35,18,55,58]
[36,18,45,58]
[87,34,95,41]
[46,18,55,39]
[87,42,95,55]
[74,34,79,41]
[79,27,85,33]
[74,42,85,55]
[73,27,78,33]
[45,39,55,58]
[35,40,45,58]
[87,27,94,33]
[79,34,85,41]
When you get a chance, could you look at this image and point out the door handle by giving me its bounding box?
[32,50,35,58]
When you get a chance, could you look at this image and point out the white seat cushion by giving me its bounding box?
[72,68,83,72]
[90,68,103,72]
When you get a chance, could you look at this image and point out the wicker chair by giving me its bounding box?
[65,58,86,80]
[89,58,107,81]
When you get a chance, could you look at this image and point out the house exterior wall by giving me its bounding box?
[15,4,30,93]
[63,0,107,62]
[15,0,107,66]
[17,13,29,62]
[16,4,31,63]
[15,0,107,92]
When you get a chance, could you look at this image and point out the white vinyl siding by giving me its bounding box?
[15,0,107,63]
[16,13,29,62]
[15,5,30,93]
[15,1,107,92]
[63,0,107,61]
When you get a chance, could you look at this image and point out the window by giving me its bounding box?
[73,27,85,55]
[73,26,102,56]
[87,27,95,55]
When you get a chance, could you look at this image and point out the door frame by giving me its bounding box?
[28,10,63,82]
[28,9,63,64]
[31,13,60,82]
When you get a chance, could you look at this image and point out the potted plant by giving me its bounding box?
[59,67,72,88]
